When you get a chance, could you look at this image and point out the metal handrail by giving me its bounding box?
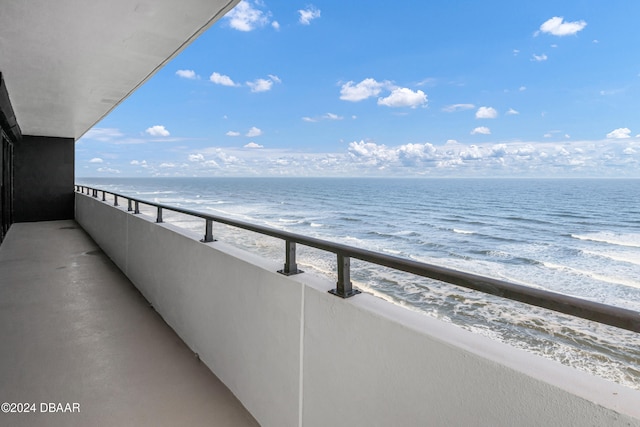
[75,185,640,333]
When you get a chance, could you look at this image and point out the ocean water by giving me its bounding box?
[77,177,640,389]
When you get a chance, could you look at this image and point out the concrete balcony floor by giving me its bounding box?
[0,220,259,427]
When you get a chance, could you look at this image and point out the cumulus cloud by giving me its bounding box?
[244,142,264,148]
[247,75,280,92]
[476,107,498,119]
[246,127,262,137]
[145,125,170,137]
[506,108,520,115]
[348,141,397,166]
[130,160,147,166]
[176,69,197,79]
[340,78,389,102]
[225,0,270,31]
[272,21,280,30]
[539,17,587,37]
[607,128,631,139]
[471,126,491,135]
[532,53,548,62]
[298,6,321,25]
[89,157,103,163]
[210,72,238,86]
[226,131,241,137]
[443,103,475,113]
[103,138,639,178]
[378,88,427,108]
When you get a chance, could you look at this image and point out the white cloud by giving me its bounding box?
[225,0,270,31]
[378,88,427,108]
[606,128,631,139]
[96,167,120,174]
[272,21,280,30]
[130,160,147,166]
[95,138,640,178]
[226,131,241,137]
[476,106,498,119]
[443,103,475,113]
[210,72,238,87]
[539,17,587,37]
[176,69,197,79]
[532,53,548,62]
[519,86,527,92]
[83,128,123,142]
[303,113,344,122]
[471,126,491,135]
[244,142,264,148]
[188,153,205,162]
[506,108,520,115]
[246,127,262,137]
[247,75,280,92]
[324,113,342,120]
[340,78,389,102]
[145,125,170,137]
[89,157,103,163]
[299,6,321,25]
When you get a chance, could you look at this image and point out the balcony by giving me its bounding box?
[0,220,258,426]
[4,190,638,426]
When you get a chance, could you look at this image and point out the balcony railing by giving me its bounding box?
[75,185,640,333]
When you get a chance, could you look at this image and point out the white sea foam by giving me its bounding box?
[310,222,323,227]
[279,218,301,224]
[572,232,640,248]
[543,262,640,289]
[453,228,475,235]
[582,249,640,266]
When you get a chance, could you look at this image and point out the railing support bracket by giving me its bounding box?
[329,254,361,298]
[278,240,303,276]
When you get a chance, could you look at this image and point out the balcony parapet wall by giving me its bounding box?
[75,192,640,427]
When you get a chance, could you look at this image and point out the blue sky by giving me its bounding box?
[76,0,640,178]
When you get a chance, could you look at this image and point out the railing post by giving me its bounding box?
[201,219,215,243]
[114,195,119,206]
[329,254,361,298]
[127,199,132,212]
[102,191,106,201]
[278,240,303,276]
[133,201,140,214]
[156,207,163,223]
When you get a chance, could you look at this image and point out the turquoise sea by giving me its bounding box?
[77,177,640,389]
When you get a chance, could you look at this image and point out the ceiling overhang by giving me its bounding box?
[0,0,239,140]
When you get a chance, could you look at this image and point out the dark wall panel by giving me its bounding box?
[14,135,74,222]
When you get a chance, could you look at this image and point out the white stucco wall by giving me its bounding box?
[76,193,640,427]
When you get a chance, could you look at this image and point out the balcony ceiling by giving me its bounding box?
[0,0,239,140]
